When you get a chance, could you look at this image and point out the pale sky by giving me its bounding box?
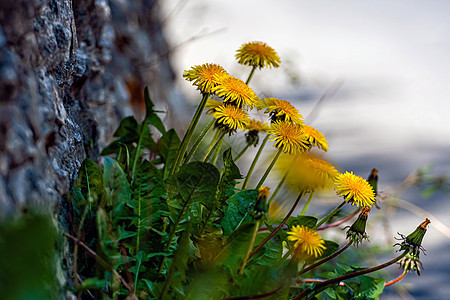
[161,0,450,184]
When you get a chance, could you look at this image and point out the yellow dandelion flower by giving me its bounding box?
[236,41,281,69]
[258,186,271,200]
[212,75,260,109]
[277,153,338,192]
[245,119,270,146]
[287,225,326,259]
[262,97,304,125]
[301,125,329,152]
[247,119,270,133]
[183,63,228,94]
[213,104,250,134]
[268,201,288,221]
[335,172,376,207]
[204,98,223,115]
[268,121,310,154]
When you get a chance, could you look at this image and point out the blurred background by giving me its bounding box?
[160,1,450,299]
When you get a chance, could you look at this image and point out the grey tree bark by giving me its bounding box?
[0,0,185,294]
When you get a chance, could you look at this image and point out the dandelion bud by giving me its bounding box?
[398,252,424,276]
[396,218,430,256]
[346,206,371,246]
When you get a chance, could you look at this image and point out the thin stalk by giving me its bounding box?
[249,192,304,259]
[313,201,346,230]
[233,143,250,162]
[242,134,269,189]
[170,93,209,176]
[210,132,225,165]
[317,208,360,231]
[255,148,282,189]
[385,270,408,287]
[297,241,353,276]
[201,129,221,161]
[203,131,226,163]
[294,251,408,300]
[268,169,289,206]
[239,220,260,274]
[63,233,136,299]
[245,65,257,85]
[300,192,315,216]
[185,118,215,163]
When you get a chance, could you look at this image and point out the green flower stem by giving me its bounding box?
[268,170,288,207]
[294,250,408,300]
[255,148,282,189]
[245,65,257,85]
[170,93,209,176]
[297,240,353,276]
[233,143,251,162]
[185,118,216,163]
[239,220,261,275]
[185,117,215,163]
[249,192,304,259]
[313,201,346,230]
[210,132,225,165]
[300,192,315,216]
[202,129,221,162]
[242,134,270,189]
[203,131,226,163]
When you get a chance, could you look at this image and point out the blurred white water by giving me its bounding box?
[161,1,450,298]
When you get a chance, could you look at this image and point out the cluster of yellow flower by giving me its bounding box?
[183,41,377,262]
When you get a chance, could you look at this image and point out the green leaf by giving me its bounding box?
[315,240,340,261]
[0,212,58,299]
[103,157,132,214]
[96,208,119,259]
[160,223,192,299]
[157,129,181,179]
[229,266,281,298]
[248,233,283,267]
[216,148,242,207]
[132,160,169,254]
[346,275,385,300]
[221,190,259,236]
[171,162,220,212]
[75,158,104,204]
[214,223,256,275]
[144,86,166,133]
[287,215,317,229]
[113,116,139,138]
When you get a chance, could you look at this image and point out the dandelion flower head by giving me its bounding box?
[335,171,376,207]
[262,97,303,125]
[236,41,281,69]
[212,75,260,110]
[268,121,310,154]
[204,98,223,115]
[287,225,326,259]
[183,63,228,94]
[213,104,250,134]
[245,119,270,146]
[301,125,329,152]
[277,153,338,192]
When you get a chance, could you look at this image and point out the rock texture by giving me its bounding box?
[0,0,183,217]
